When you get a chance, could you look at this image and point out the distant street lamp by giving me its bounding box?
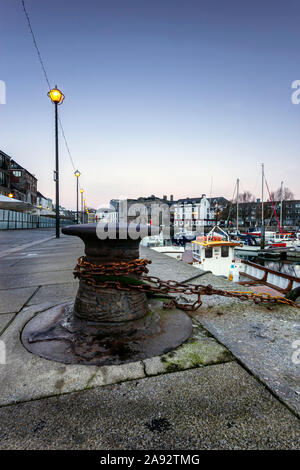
[8,192,14,198]
[80,189,84,223]
[47,86,65,238]
[74,170,81,223]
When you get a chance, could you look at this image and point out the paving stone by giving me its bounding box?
[197,304,300,417]
[27,282,78,306]
[0,286,37,313]
[0,313,15,334]
[144,325,234,376]
[0,363,299,450]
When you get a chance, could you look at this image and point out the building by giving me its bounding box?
[223,199,300,229]
[110,195,175,226]
[36,191,53,214]
[88,209,96,224]
[0,150,11,197]
[10,159,37,205]
[174,194,213,231]
[96,207,118,223]
[284,200,300,227]
[110,194,230,234]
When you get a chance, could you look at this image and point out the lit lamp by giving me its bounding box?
[8,192,14,198]
[74,170,81,224]
[47,86,65,238]
[80,189,84,223]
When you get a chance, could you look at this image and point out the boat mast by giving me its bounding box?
[280,181,283,229]
[261,163,265,249]
[236,178,239,233]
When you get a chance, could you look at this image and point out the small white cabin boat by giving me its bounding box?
[191,226,242,277]
[151,245,185,260]
[269,232,295,248]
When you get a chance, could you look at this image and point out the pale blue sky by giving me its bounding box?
[1,0,300,209]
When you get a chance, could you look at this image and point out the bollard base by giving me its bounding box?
[21,300,193,366]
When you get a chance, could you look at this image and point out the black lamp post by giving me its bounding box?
[80,189,84,223]
[74,170,81,223]
[47,86,65,238]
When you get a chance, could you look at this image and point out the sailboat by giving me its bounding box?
[233,175,262,256]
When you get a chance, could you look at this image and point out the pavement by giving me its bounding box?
[0,229,299,450]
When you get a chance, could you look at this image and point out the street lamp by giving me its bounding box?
[8,192,14,198]
[48,86,65,238]
[83,198,86,223]
[74,170,81,223]
[80,189,84,223]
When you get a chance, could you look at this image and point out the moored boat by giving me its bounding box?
[190,226,242,277]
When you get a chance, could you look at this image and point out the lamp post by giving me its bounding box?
[47,86,65,238]
[80,189,84,223]
[74,170,81,223]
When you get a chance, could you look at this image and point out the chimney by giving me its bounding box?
[170,194,173,201]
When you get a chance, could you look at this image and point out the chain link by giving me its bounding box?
[73,258,300,311]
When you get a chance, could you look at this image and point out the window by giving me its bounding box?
[0,171,7,186]
[221,246,229,257]
[13,170,21,177]
[205,247,213,258]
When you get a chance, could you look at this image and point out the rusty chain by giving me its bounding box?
[73,257,300,311]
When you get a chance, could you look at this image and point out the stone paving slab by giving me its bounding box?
[0,269,77,289]
[27,282,78,306]
[144,325,233,376]
[0,313,14,335]
[0,286,37,314]
[0,229,55,253]
[196,305,300,417]
[0,363,299,450]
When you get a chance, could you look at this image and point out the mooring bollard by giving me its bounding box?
[22,223,192,365]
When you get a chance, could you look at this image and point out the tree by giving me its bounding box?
[238,191,256,203]
[269,187,294,202]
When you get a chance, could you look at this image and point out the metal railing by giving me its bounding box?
[0,209,74,230]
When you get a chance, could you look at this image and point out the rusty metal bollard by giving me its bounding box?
[22,223,192,365]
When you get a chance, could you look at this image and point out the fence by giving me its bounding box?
[0,209,74,230]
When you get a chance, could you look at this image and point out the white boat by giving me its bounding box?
[190,226,242,277]
[151,245,185,260]
[140,233,164,247]
[293,233,300,252]
[268,232,295,248]
[234,244,261,256]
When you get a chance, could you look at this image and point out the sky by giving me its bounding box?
[1,0,300,210]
